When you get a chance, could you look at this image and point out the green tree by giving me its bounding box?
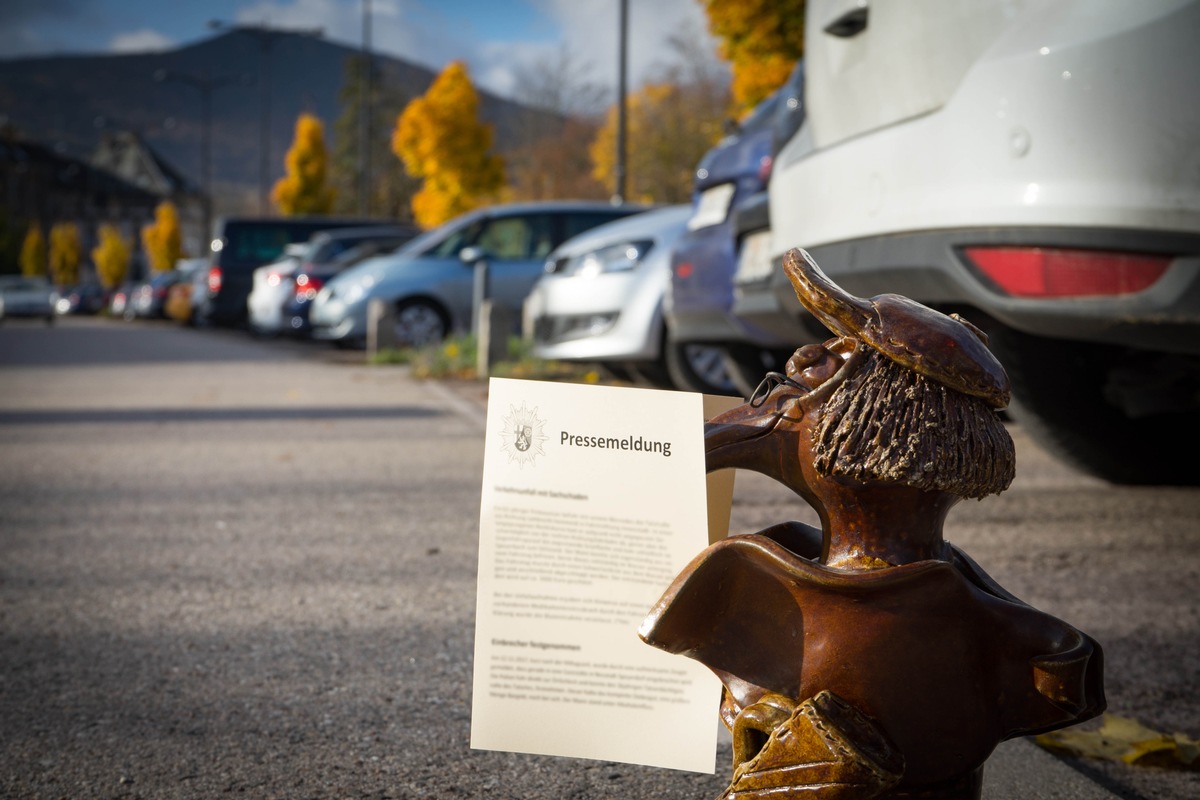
[331,55,419,219]
[141,201,184,273]
[20,222,47,278]
[704,0,806,113]
[272,113,336,216]
[92,224,131,289]
[48,222,82,287]
[392,61,505,228]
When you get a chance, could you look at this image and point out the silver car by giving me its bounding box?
[524,205,700,387]
[309,202,645,347]
[0,276,58,325]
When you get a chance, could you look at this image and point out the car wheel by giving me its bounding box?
[721,344,793,399]
[393,299,448,348]
[989,327,1200,486]
[664,333,738,395]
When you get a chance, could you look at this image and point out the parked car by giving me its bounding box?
[524,205,693,388]
[0,276,58,324]
[130,270,187,319]
[247,243,307,335]
[164,267,210,325]
[665,64,805,396]
[199,216,380,326]
[107,282,137,319]
[56,282,109,315]
[742,0,1200,485]
[282,225,421,336]
[310,202,647,348]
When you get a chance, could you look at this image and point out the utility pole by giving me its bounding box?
[360,0,373,217]
[154,69,242,246]
[614,0,629,205]
[208,21,323,215]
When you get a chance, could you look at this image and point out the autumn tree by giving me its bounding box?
[392,61,505,228]
[19,222,47,278]
[704,0,806,113]
[331,56,420,219]
[92,224,132,289]
[590,26,731,203]
[505,46,609,201]
[141,200,184,273]
[273,113,336,216]
[48,222,83,287]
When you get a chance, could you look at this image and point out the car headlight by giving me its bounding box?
[560,240,654,278]
[341,275,376,305]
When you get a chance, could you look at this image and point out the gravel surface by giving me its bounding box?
[1,319,1197,799]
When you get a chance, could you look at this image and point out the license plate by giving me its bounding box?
[735,229,775,283]
[687,183,735,230]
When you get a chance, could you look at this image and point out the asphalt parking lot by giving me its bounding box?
[1,317,1197,799]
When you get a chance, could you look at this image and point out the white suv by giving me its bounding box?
[740,0,1200,485]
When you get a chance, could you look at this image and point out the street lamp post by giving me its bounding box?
[208,21,323,215]
[614,0,629,204]
[154,69,242,248]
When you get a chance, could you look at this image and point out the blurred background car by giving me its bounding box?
[247,243,308,335]
[0,275,58,324]
[310,201,647,348]
[524,205,692,388]
[129,270,187,319]
[748,0,1200,485]
[199,215,379,327]
[107,282,137,320]
[55,282,109,316]
[664,63,805,396]
[283,225,421,336]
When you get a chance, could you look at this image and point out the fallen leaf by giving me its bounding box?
[1036,714,1199,770]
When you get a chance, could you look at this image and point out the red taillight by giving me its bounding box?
[207,266,222,294]
[964,247,1171,298]
[675,262,695,280]
[294,273,326,301]
[758,155,773,185]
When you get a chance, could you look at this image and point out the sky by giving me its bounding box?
[0,0,721,102]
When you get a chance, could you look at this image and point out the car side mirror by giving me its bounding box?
[459,246,486,266]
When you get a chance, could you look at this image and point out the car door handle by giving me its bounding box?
[823,0,869,37]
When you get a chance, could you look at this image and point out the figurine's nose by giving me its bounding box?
[1032,638,1106,718]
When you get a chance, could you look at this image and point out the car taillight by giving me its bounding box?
[207,266,222,294]
[294,274,326,301]
[675,262,695,280]
[758,155,773,185]
[963,247,1172,298]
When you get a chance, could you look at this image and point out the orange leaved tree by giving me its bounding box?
[272,113,335,215]
[141,200,184,273]
[19,222,47,278]
[392,61,505,228]
[704,0,806,113]
[92,224,132,289]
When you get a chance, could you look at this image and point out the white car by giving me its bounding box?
[246,243,306,335]
[742,0,1200,485]
[526,205,717,389]
[0,276,58,325]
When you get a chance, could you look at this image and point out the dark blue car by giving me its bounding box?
[665,61,805,396]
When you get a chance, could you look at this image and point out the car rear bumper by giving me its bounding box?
[735,226,1200,354]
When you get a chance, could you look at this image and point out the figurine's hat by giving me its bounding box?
[783,249,1011,408]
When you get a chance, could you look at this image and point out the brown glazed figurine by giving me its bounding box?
[639,249,1105,799]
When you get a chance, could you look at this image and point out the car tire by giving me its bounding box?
[664,332,738,395]
[393,298,448,348]
[721,343,793,400]
[989,327,1200,486]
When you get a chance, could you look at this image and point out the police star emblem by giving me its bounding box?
[500,402,547,467]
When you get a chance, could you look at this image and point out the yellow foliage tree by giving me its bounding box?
[92,224,132,290]
[392,61,505,228]
[48,222,83,287]
[590,82,727,204]
[19,222,47,278]
[141,200,184,273]
[272,113,335,215]
[704,0,806,113]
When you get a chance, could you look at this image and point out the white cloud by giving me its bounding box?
[108,28,175,53]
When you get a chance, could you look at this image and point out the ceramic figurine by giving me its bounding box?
[640,249,1105,799]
